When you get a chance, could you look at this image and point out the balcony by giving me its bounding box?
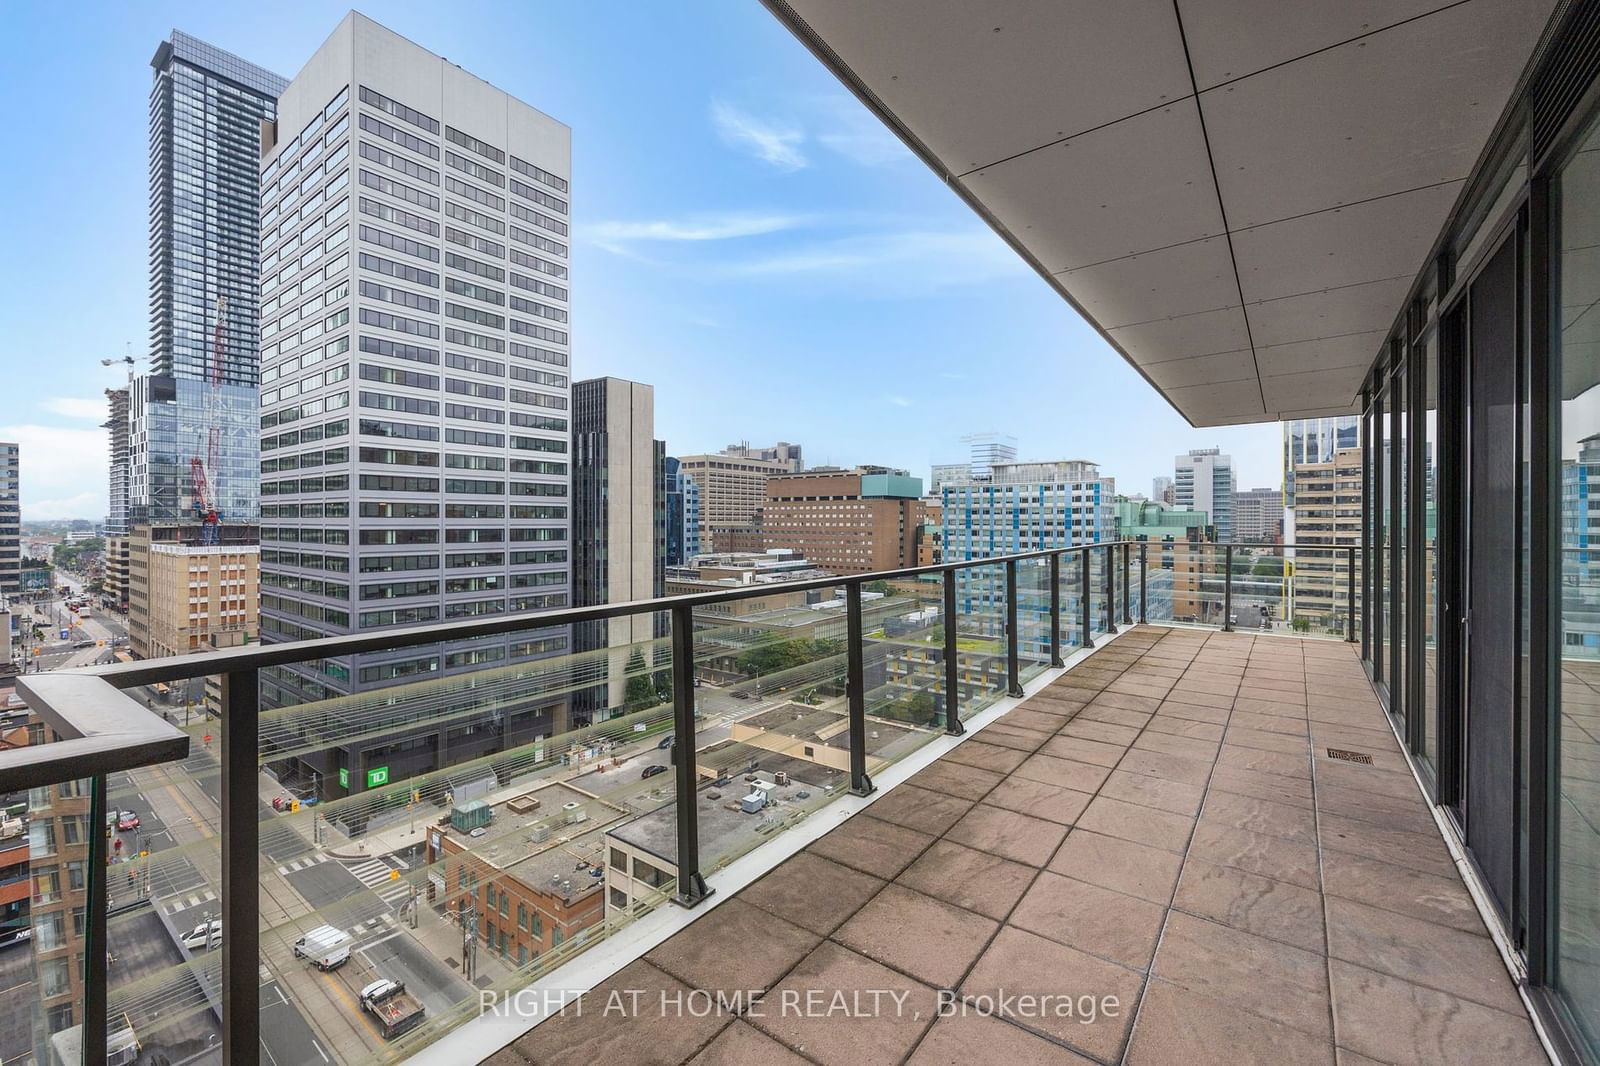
[503,627,1543,1066]
[5,540,1521,1066]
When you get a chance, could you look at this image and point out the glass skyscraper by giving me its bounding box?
[133,32,286,526]
[1282,415,1360,507]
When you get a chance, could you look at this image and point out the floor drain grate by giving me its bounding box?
[1326,748,1373,765]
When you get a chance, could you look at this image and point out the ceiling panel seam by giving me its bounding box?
[1188,0,1472,92]
[1171,0,1267,412]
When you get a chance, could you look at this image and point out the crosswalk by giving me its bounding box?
[347,858,412,933]
[161,888,217,916]
[275,854,328,876]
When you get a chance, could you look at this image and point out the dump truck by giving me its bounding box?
[360,977,425,1039]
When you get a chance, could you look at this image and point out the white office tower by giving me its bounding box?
[256,14,573,793]
[1175,447,1235,543]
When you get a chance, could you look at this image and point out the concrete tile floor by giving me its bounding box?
[499,627,1549,1066]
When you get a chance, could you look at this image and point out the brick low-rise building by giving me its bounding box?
[762,467,923,575]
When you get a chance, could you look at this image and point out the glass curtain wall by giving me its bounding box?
[1554,106,1600,1056]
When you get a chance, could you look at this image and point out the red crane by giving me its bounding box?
[191,295,226,545]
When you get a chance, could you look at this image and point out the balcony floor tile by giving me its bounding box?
[496,628,1544,1066]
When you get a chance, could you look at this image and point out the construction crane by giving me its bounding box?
[191,295,226,545]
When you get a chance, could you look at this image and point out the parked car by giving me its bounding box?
[180,919,222,952]
[116,811,140,831]
[641,764,668,779]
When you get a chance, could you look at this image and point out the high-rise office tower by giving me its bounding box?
[256,13,573,796]
[128,32,286,657]
[676,452,786,537]
[1233,487,1284,543]
[103,386,130,535]
[0,443,17,595]
[1283,416,1360,506]
[663,456,701,565]
[1152,475,1174,506]
[572,378,665,718]
[1175,447,1235,543]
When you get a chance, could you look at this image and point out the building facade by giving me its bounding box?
[255,13,574,798]
[1232,487,1284,543]
[1285,445,1362,628]
[103,387,130,536]
[761,467,923,575]
[674,453,786,538]
[941,460,1113,654]
[129,33,285,655]
[1174,447,1234,543]
[662,456,701,566]
[0,443,17,595]
[720,441,803,472]
[572,378,665,717]
[1151,475,1174,506]
[1283,415,1359,507]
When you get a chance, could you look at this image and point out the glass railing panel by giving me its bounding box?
[696,582,860,874]
[1283,545,1357,639]
[953,561,1008,720]
[1227,547,1287,634]
[1088,547,1109,637]
[253,617,685,1062]
[18,737,93,1066]
[862,575,948,739]
[1015,557,1053,685]
[1060,549,1087,648]
[101,670,226,1066]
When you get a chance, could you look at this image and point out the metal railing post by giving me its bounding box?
[1139,542,1149,624]
[943,569,963,735]
[1346,544,1358,643]
[669,603,712,906]
[1104,544,1118,634]
[221,668,260,1066]
[1005,559,1024,697]
[85,772,109,1066]
[1080,548,1093,648]
[1222,545,1235,632]
[1122,542,1133,624]
[1048,553,1064,668]
[845,582,875,796]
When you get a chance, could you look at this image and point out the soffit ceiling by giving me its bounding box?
[765,0,1558,426]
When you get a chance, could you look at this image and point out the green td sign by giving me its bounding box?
[367,766,390,788]
[338,768,349,789]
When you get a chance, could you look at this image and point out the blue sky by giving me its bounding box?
[0,1,1280,521]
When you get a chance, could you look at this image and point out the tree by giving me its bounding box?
[1291,618,1313,633]
[864,580,895,597]
[623,649,656,712]
[735,637,845,677]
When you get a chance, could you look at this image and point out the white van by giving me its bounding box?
[292,924,351,971]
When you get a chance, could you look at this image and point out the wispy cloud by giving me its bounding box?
[886,395,913,408]
[586,212,810,255]
[721,228,1027,292]
[711,101,807,171]
[42,397,106,419]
